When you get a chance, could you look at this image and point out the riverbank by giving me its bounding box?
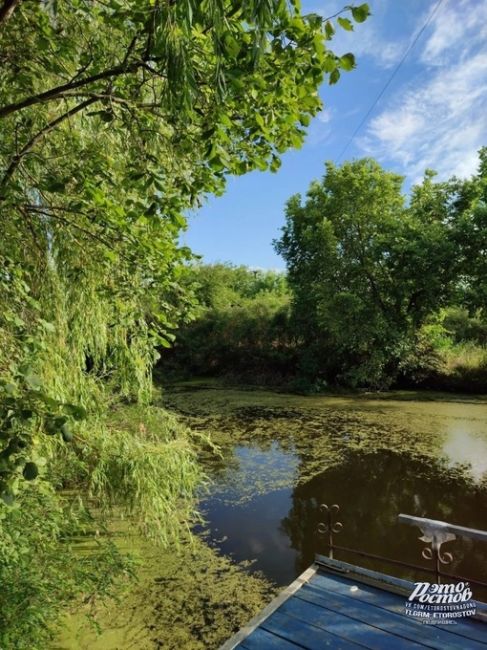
[52,395,277,649]
[160,376,487,404]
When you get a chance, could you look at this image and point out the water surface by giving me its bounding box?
[167,385,487,597]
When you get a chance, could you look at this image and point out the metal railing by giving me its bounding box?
[317,504,487,588]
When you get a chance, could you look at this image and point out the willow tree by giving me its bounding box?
[0,2,371,642]
[0,0,369,505]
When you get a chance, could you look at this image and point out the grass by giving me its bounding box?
[435,343,487,392]
[443,342,487,373]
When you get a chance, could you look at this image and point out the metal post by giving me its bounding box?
[398,514,457,584]
[318,504,343,559]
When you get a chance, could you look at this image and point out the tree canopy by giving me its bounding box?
[0,2,371,645]
[275,153,487,387]
[0,0,370,499]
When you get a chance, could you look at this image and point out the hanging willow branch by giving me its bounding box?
[0,63,145,119]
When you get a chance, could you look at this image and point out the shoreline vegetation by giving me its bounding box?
[158,269,487,396]
[160,155,487,396]
[161,377,487,404]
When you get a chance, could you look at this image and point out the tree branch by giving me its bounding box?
[0,97,98,191]
[0,0,21,26]
[0,61,145,119]
[22,205,122,255]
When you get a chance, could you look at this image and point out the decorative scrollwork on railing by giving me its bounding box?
[418,527,456,582]
[421,545,454,566]
[317,504,343,558]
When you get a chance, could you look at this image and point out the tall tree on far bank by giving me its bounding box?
[275,156,485,387]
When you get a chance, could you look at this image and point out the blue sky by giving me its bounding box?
[183,0,487,269]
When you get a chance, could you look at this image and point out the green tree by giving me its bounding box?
[162,264,294,381]
[0,0,369,498]
[275,158,472,387]
[0,2,370,644]
[451,147,487,312]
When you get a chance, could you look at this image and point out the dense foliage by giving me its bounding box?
[166,154,487,392]
[0,0,369,645]
[276,153,487,388]
[163,264,294,382]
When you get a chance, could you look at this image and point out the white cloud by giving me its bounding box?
[306,108,334,146]
[360,0,487,181]
[328,0,411,68]
[420,0,487,64]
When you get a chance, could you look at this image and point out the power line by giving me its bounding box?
[336,0,446,163]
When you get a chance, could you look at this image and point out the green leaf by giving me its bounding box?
[44,419,59,435]
[39,319,56,333]
[61,423,73,443]
[337,17,354,31]
[45,178,65,192]
[329,68,341,85]
[270,155,282,172]
[63,404,87,421]
[96,109,114,123]
[339,53,356,71]
[4,383,16,396]
[1,491,15,507]
[223,33,240,58]
[24,374,42,390]
[324,21,335,39]
[351,4,370,23]
[322,54,337,73]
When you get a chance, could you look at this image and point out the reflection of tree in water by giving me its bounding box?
[281,449,487,596]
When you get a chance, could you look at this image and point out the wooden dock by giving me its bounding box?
[220,555,487,649]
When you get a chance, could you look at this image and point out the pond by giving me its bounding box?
[56,385,487,648]
[165,385,487,598]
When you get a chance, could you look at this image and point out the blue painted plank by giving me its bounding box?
[239,627,303,649]
[280,595,425,649]
[299,580,487,650]
[310,571,487,646]
[262,610,365,649]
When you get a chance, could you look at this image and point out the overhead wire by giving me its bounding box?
[335,0,447,163]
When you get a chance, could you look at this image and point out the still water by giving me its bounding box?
[167,386,487,597]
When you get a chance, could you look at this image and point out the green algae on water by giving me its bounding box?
[54,532,276,650]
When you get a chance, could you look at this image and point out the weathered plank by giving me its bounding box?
[239,627,302,649]
[262,610,365,649]
[220,565,318,650]
[302,576,487,649]
[309,570,487,645]
[281,594,425,650]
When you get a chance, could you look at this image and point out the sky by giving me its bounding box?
[182,0,487,270]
